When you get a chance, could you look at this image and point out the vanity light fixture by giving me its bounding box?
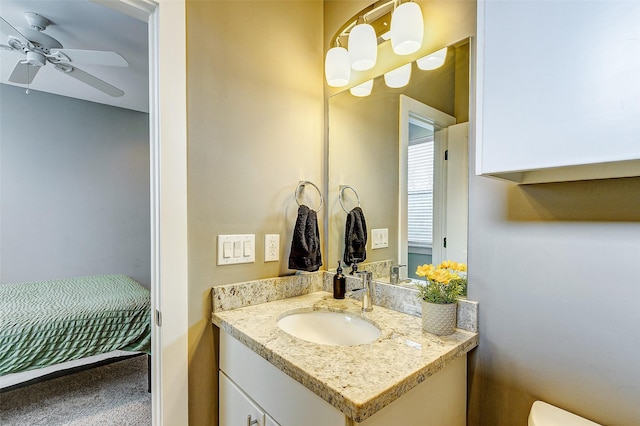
[350,79,374,97]
[390,2,424,55]
[416,46,447,70]
[349,22,378,71]
[325,45,351,87]
[325,0,424,87]
[384,63,412,88]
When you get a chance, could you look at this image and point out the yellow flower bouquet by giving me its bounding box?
[415,260,467,304]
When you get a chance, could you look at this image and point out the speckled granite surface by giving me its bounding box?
[212,272,323,312]
[323,272,479,333]
[212,291,478,422]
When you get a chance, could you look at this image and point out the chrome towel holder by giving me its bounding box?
[294,180,323,213]
[339,185,361,213]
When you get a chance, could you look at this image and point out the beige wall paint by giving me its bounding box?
[186,1,323,424]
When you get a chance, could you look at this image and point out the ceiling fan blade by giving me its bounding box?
[0,17,31,48]
[54,64,124,97]
[50,49,129,67]
[9,61,40,84]
[0,43,15,51]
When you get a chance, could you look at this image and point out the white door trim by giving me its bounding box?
[96,1,189,424]
[399,95,456,267]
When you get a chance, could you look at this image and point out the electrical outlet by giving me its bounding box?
[265,234,279,262]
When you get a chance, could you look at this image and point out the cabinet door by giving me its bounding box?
[220,332,347,426]
[219,371,265,426]
[477,0,640,183]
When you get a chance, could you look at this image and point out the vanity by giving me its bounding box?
[212,273,478,426]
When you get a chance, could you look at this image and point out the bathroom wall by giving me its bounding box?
[0,84,150,287]
[188,2,639,425]
[186,1,324,424]
[467,168,640,424]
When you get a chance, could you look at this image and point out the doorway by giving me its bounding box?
[67,0,189,423]
[399,95,468,278]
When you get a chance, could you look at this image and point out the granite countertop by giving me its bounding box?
[212,290,478,422]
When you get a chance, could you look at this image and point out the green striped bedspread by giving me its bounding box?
[0,274,151,376]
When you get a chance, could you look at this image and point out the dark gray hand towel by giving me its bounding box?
[343,206,367,266]
[288,205,322,272]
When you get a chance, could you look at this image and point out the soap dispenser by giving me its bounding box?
[333,261,346,299]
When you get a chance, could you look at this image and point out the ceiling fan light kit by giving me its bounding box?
[0,12,129,97]
[24,50,46,67]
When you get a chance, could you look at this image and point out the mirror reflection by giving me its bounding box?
[327,38,470,283]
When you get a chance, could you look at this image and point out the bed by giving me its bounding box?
[0,274,151,388]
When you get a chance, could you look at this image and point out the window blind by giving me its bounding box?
[407,138,434,248]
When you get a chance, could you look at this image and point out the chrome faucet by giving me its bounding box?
[390,264,412,285]
[347,271,374,312]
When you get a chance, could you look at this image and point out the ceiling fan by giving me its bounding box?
[0,12,128,97]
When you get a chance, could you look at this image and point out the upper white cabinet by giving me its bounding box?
[476,0,640,184]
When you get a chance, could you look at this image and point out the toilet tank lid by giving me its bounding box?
[529,401,601,426]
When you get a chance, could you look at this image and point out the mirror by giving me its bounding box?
[327,38,470,282]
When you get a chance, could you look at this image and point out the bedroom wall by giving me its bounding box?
[0,84,150,288]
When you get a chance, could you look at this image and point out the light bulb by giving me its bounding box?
[384,63,412,88]
[349,23,377,71]
[391,2,424,56]
[417,47,448,70]
[350,79,374,97]
[325,46,351,87]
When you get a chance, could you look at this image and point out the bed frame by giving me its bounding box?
[0,274,151,389]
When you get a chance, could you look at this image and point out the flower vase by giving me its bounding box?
[421,300,457,336]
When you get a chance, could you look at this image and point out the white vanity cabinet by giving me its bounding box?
[476,0,640,184]
[219,331,467,426]
[219,331,346,426]
[219,373,279,426]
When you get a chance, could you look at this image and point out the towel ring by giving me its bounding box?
[295,181,323,213]
[339,185,361,213]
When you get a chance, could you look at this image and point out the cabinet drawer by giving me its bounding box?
[220,332,346,426]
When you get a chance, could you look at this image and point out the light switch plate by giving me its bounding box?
[371,228,389,249]
[218,234,255,265]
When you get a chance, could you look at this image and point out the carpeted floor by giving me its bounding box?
[0,355,151,426]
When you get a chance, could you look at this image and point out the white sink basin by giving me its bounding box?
[277,310,381,346]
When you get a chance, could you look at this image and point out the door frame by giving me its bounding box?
[399,95,456,267]
[95,0,189,424]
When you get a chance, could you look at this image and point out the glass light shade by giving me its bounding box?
[384,63,412,88]
[325,46,351,87]
[416,47,448,70]
[349,23,377,71]
[390,2,424,55]
[350,79,374,97]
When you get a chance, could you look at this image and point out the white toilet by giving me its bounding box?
[529,401,601,426]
